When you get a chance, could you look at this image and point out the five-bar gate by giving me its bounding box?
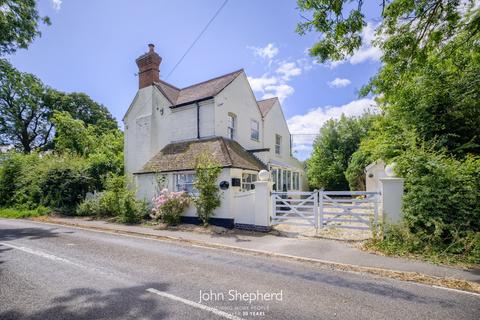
[271,190,380,231]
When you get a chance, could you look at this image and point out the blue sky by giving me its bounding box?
[6,0,382,160]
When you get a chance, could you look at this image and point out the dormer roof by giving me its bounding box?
[257,97,279,117]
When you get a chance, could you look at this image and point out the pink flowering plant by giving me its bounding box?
[150,188,190,225]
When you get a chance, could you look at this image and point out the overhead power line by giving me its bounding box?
[165,0,229,80]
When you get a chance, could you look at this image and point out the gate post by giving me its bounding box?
[318,190,324,230]
[253,175,274,232]
[379,177,404,224]
[313,190,319,233]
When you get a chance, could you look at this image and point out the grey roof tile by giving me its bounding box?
[154,69,243,107]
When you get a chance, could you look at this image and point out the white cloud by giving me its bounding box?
[52,0,62,11]
[262,84,295,103]
[248,43,279,59]
[247,75,278,93]
[276,61,302,81]
[247,45,312,103]
[287,98,378,134]
[328,77,351,88]
[247,75,295,103]
[349,45,382,65]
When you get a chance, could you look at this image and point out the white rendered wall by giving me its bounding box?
[366,161,387,192]
[214,73,263,150]
[124,85,215,175]
[261,100,306,189]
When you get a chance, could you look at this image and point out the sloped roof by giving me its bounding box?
[137,137,267,174]
[257,97,278,117]
[154,69,243,106]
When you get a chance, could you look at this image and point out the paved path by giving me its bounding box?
[41,217,480,282]
[1,219,479,319]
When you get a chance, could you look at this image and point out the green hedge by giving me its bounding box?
[0,152,92,212]
[373,148,480,264]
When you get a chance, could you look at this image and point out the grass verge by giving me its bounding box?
[0,206,51,219]
[362,225,480,268]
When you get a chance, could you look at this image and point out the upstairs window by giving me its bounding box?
[275,134,282,155]
[227,113,236,139]
[250,119,259,141]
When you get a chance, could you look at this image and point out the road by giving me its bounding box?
[0,219,479,320]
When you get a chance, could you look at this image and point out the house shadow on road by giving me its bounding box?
[0,227,71,242]
[0,225,73,266]
[0,282,170,320]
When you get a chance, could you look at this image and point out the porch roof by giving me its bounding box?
[136,137,267,174]
[269,159,301,170]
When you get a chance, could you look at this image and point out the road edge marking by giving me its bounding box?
[146,288,244,320]
[0,242,83,268]
[431,285,480,297]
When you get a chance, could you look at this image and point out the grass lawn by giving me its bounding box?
[0,207,50,219]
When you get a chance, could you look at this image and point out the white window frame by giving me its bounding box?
[286,170,292,190]
[271,169,278,191]
[174,172,197,195]
[241,172,257,191]
[227,113,236,139]
[250,119,259,141]
[292,172,299,190]
[275,134,281,155]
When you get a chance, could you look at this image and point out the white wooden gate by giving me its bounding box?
[271,190,380,230]
[271,192,318,228]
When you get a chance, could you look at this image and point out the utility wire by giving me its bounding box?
[165,0,229,80]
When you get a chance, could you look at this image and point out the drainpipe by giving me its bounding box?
[196,101,200,139]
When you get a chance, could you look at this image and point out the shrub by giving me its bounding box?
[345,148,372,190]
[76,193,103,216]
[193,153,221,226]
[40,165,92,212]
[150,189,190,225]
[396,149,480,241]
[367,148,480,264]
[75,175,147,224]
[0,152,40,208]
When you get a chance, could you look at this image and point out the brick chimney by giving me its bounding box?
[136,44,162,89]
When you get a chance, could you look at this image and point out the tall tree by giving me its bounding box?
[0,59,52,152]
[307,113,375,190]
[0,0,50,55]
[296,0,478,64]
[0,60,119,153]
[45,91,118,133]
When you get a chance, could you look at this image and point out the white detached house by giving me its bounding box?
[124,44,306,227]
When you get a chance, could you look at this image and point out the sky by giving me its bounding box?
[5,0,383,160]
